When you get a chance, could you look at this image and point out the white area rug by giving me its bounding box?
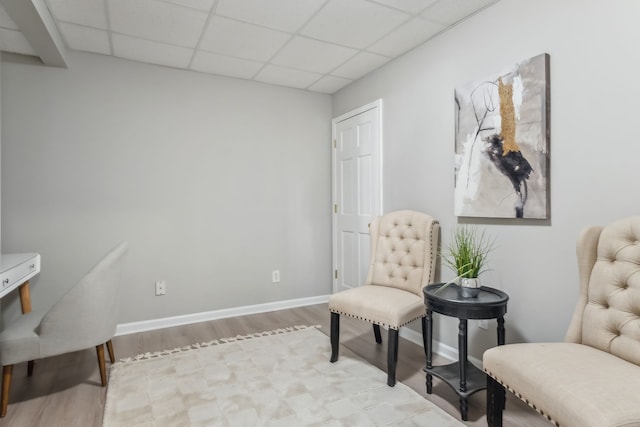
[103,325,463,426]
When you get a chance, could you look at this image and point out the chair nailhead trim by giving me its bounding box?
[328,309,425,329]
[484,369,560,427]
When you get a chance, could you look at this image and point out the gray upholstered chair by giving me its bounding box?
[0,242,128,417]
[484,216,640,427]
[329,210,439,386]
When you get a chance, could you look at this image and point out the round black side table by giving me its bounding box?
[423,283,509,421]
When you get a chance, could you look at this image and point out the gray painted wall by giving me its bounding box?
[333,0,640,357]
[0,51,2,249]
[2,0,639,362]
[1,51,332,325]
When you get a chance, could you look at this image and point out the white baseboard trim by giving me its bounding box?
[399,326,482,367]
[115,294,331,336]
[115,295,481,367]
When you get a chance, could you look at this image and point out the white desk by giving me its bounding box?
[0,253,41,313]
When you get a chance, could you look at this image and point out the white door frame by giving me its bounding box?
[331,99,383,294]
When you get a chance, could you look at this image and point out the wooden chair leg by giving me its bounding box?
[486,375,505,427]
[387,328,399,387]
[330,312,340,363]
[106,340,115,364]
[1,365,13,417]
[373,324,382,344]
[96,344,108,387]
[27,361,34,377]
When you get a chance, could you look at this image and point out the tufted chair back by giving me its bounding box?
[565,216,640,365]
[366,210,439,297]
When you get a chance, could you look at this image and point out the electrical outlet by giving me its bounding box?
[272,270,280,283]
[155,280,166,296]
[478,319,488,330]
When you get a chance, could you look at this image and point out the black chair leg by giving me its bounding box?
[486,375,505,427]
[330,312,340,363]
[421,316,429,360]
[373,324,382,343]
[387,328,399,386]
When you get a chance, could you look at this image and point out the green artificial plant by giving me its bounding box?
[443,225,495,280]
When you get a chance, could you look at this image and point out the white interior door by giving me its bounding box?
[332,101,382,293]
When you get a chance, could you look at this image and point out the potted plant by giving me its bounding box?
[442,225,495,298]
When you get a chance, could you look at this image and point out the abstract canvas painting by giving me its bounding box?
[454,53,550,219]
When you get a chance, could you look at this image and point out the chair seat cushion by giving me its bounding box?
[328,285,425,329]
[484,342,640,427]
[0,309,47,366]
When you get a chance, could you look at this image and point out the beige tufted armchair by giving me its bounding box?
[328,210,439,386]
[484,216,640,427]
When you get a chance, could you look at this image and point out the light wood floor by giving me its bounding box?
[0,303,550,426]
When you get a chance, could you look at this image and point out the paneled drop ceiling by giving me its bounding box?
[0,0,499,94]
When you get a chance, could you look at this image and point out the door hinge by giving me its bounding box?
[333,204,337,214]
[335,269,338,279]
[333,139,336,148]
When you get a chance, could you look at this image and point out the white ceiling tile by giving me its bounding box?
[46,0,107,29]
[368,16,444,56]
[308,75,352,94]
[112,33,193,68]
[199,16,290,62]
[0,28,37,55]
[254,65,322,89]
[162,0,214,12]
[216,0,325,32]
[37,0,495,92]
[367,0,438,14]
[0,4,19,30]
[332,51,390,80]
[108,0,207,47]
[422,0,497,25]
[271,36,357,74]
[301,0,409,49]
[191,50,263,79]
[59,22,110,55]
